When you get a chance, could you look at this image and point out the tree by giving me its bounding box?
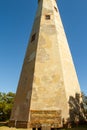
[81,92,87,119]
[0,92,15,121]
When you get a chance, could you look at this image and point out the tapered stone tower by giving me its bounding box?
[10,0,83,128]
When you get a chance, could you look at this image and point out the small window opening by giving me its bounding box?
[54,6,57,12]
[31,33,36,42]
[38,128,41,130]
[38,0,40,3]
[45,15,50,20]
[33,128,36,130]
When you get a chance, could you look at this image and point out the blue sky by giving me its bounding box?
[0,0,87,94]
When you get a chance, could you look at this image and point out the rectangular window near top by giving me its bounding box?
[38,0,40,3]
[45,15,50,20]
[31,33,36,42]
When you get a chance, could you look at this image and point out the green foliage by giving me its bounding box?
[0,92,15,121]
[81,92,87,119]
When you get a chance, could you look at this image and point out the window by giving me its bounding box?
[38,0,40,3]
[54,6,57,12]
[38,128,41,130]
[31,33,36,42]
[45,15,51,20]
[33,128,36,130]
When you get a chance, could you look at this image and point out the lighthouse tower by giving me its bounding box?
[10,0,82,128]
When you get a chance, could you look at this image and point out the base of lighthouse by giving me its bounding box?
[10,110,62,128]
